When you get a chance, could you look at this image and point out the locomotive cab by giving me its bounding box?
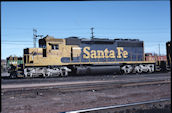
[24,36,64,66]
[23,35,72,77]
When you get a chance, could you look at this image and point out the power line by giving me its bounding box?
[1,42,33,45]
[1,40,168,44]
[2,40,33,42]
[1,41,33,45]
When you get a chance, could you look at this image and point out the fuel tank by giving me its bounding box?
[76,65,120,75]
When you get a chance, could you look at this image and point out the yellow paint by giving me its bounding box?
[109,50,115,58]
[116,47,128,58]
[104,48,109,58]
[123,51,128,58]
[97,50,104,58]
[24,36,82,66]
[83,47,128,59]
[91,50,96,58]
[83,47,90,59]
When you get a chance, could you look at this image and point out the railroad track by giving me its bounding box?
[1,72,170,113]
[1,72,170,86]
[1,72,170,84]
[1,79,170,96]
[63,98,171,113]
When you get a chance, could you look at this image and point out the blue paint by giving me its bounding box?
[61,41,144,63]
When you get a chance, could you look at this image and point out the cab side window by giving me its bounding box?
[51,44,59,50]
[55,45,59,49]
[39,44,46,48]
[51,45,54,49]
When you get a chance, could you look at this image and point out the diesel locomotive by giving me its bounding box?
[6,56,23,78]
[8,35,157,78]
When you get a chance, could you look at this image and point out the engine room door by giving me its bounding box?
[70,47,81,62]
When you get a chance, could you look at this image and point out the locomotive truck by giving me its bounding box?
[8,35,156,78]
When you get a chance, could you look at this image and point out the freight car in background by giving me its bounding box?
[145,53,167,62]
[12,35,155,78]
[144,53,168,71]
[1,59,7,72]
[6,56,24,78]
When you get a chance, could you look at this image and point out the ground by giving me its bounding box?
[1,72,171,113]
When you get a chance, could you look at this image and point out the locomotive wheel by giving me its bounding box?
[137,68,142,74]
[45,72,51,77]
[122,65,133,74]
[61,70,66,76]
[25,73,30,78]
[25,73,32,78]
[135,66,142,74]
[148,65,154,73]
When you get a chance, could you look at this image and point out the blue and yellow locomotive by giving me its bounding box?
[21,35,155,77]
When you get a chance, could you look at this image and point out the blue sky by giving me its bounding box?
[1,1,170,59]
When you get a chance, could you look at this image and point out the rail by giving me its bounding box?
[63,98,171,113]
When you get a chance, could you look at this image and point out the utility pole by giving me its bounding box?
[158,44,161,65]
[91,27,94,39]
[33,28,43,48]
[33,28,37,48]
